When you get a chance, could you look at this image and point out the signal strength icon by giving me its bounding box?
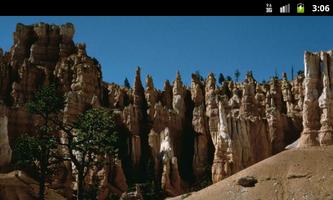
[280,4,290,13]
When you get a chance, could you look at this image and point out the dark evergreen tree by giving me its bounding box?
[291,65,294,80]
[13,84,65,200]
[297,70,304,76]
[124,77,131,88]
[234,69,240,82]
[65,108,120,200]
[195,70,204,82]
[218,73,225,85]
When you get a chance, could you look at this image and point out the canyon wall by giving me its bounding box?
[0,23,317,198]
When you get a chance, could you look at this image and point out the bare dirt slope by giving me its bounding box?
[169,146,333,200]
[0,171,66,200]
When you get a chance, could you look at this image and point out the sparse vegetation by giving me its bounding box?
[12,84,122,200]
[124,77,131,88]
[234,69,240,82]
[195,70,205,82]
[64,108,120,200]
[218,73,225,85]
[13,84,65,200]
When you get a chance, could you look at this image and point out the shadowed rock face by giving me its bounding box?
[0,105,11,167]
[1,22,327,199]
[0,171,66,200]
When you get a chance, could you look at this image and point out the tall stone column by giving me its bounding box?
[240,71,257,117]
[162,80,173,109]
[123,67,145,170]
[211,100,233,183]
[172,71,185,120]
[191,73,209,179]
[160,127,183,196]
[281,73,294,114]
[145,75,157,119]
[267,78,285,153]
[319,51,333,145]
[0,104,12,167]
[298,51,321,147]
[205,73,219,146]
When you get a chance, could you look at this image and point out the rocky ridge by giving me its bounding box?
[168,146,333,200]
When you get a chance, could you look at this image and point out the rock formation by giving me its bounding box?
[0,23,126,200]
[0,104,12,167]
[172,71,186,121]
[191,74,209,179]
[120,184,144,200]
[298,51,333,147]
[211,99,232,183]
[162,80,173,109]
[1,23,331,199]
[160,127,183,196]
[123,67,145,172]
[205,73,220,150]
[145,74,158,118]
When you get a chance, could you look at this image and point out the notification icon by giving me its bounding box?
[297,3,305,13]
[266,3,273,13]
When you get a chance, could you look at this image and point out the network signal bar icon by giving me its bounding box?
[280,4,290,13]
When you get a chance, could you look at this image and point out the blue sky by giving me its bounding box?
[0,16,332,89]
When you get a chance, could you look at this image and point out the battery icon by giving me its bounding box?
[297,3,305,13]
